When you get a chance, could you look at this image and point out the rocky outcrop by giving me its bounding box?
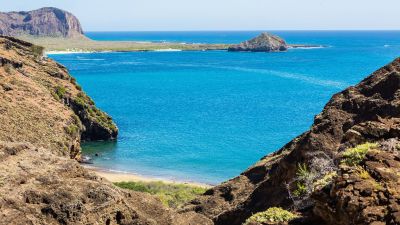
[228,32,288,52]
[0,7,84,38]
[0,36,117,158]
[0,142,212,225]
[184,57,400,225]
[313,140,400,225]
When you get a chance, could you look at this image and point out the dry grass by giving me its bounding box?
[114,181,207,208]
[19,35,230,52]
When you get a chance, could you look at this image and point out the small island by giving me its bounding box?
[228,32,325,52]
[228,32,288,52]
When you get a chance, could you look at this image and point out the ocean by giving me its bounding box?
[50,31,400,185]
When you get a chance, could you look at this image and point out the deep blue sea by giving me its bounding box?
[50,31,400,185]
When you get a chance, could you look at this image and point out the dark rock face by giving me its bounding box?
[228,32,288,52]
[70,96,119,141]
[0,7,84,38]
[184,57,400,225]
[313,139,400,225]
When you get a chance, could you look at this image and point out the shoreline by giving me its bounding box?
[18,35,324,54]
[19,35,229,52]
[83,165,214,188]
[44,44,325,55]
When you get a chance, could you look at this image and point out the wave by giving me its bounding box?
[45,50,113,55]
[76,56,105,61]
[45,50,95,55]
[213,65,348,89]
[153,48,183,52]
[162,62,348,89]
[290,46,327,50]
[136,61,347,89]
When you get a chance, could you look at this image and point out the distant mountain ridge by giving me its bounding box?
[0,7,84,38]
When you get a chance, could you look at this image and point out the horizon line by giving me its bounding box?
[84,29,400,32]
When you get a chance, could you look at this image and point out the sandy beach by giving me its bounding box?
[83,165,214,188]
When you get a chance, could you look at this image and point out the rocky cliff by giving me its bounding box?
[0,36,211,225]
[0,36,117,160]
[228,32,288,52]
[183,57,400,225]
[0,7,84,38]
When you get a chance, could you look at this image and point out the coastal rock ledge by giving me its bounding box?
[228,32,288,52]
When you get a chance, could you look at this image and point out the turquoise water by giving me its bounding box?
[50,31,400,184]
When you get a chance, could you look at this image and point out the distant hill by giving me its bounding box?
[228,32,288,52]
[0,7,84,38]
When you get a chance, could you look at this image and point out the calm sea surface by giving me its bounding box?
[50,31,400,184]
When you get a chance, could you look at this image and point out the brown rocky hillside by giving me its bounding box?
[0,36,117,159]
[0,36,211,224]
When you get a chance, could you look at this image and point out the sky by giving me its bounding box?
[3,0,400,31]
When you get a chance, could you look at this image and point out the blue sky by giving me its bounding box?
[3,0,400,31]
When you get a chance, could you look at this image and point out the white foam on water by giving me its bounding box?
[153,48,183,52]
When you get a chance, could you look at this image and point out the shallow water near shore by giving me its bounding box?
[50,31,400,185]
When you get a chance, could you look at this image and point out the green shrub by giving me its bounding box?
[313,171,337,190]
[74,95,86,107]
[244,207,298,224]
[65,124,79,136]
[4,63,12,74]
[54,86,66,100]
[293,182,308,197]
[341,143,378,166]
[292,163,312,197]
[51,92,60,101]
[31,45,44,57]
[114,181,207,208]
[296,163,310,180]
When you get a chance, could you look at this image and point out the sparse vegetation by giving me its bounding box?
[244,207,298,225]
[30,45,44,57]
[293,163,313,197]
[114,181,207,208]
[54,85,67,99]
[71,91,117,135]
[65,124,80,136]
[4,63,12,74]
[286,151,337,209]
[341,143,378,166]
[355,166,371,179]
[313,171,337,190]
